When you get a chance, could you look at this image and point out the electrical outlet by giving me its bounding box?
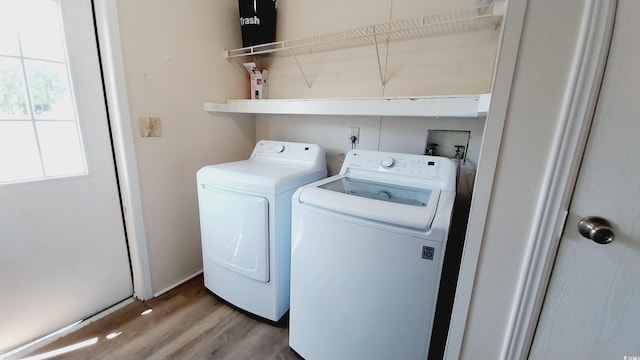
[350,127,360,144]
[139,116,162,137]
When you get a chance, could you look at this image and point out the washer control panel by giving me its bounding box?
[342,149,452,182]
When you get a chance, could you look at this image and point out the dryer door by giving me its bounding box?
[199,185,269,282]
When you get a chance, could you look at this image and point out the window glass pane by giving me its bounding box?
[0,121,43,183]
[36,121,86,177]
[0,0,88,184]
[25,60,74,120]
[18,0,65,61]
[0,11,20,56]
[0,57,30,119]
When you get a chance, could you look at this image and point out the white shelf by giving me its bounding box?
[224,4,502,59]
[203,94,491,118]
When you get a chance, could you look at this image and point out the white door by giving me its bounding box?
[0,0,132,353]
[530,0,640,358]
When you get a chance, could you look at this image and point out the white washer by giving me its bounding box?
[197,140,326,322]
[289,149,456,359]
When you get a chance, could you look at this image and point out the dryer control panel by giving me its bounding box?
[251,140,326,169]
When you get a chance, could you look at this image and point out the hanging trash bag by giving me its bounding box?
[238,0,277,47]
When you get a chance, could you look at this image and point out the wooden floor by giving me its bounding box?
[23,275,299,360]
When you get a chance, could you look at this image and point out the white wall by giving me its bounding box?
[255,0,499,174]
[458,1,589,357]
[257,115,484,175]
[115,0,255,293]
[264,0,499,98]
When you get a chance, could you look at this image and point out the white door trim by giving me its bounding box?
[92,0,154,300]
[501,0,617,358]
[444,1,528,358]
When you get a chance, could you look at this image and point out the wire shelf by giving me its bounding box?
[224,3,502,59]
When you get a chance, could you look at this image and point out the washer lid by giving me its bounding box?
[298,176,440,230]
[197,160,326,194]
[319,177,432,206]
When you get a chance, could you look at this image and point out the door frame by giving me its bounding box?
[443,1,527,357]
[93,0,153,300]
[499,0,617,358]
[445,0,618,358]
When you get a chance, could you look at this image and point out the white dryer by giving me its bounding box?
[289,149,456,359]
[197,140,326,322]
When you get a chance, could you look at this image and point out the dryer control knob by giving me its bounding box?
[381,157,395,168]
[274,144,285,153]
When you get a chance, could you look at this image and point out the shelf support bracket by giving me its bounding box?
[372,26,387,86]
[290,49,312,88]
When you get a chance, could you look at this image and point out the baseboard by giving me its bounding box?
[153,269,204,298]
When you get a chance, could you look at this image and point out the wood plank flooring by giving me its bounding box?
[22,275,299,360]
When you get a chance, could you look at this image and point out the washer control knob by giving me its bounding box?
[381,157,395,168]
[274,144,285,153]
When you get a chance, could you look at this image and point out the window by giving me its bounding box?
[0,0,86,184]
